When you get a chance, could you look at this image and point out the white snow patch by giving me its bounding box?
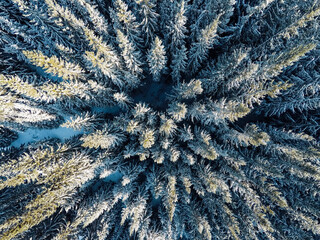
[10,126,84,147]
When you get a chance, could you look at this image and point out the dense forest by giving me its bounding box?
[0,0,320,239]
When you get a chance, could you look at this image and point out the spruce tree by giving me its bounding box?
[0,0,320,239]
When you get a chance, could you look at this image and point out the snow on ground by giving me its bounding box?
[103,171,123,183]
[151,197,161,207]
[132,78,172,110]
[10,126,84,148]
[92,106,120,114]
[6,105,121,149]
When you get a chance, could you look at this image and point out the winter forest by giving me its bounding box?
[0,0,320,239]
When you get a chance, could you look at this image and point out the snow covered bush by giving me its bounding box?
[0,0,320,239]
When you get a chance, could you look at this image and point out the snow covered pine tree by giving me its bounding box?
[0,0,320,239]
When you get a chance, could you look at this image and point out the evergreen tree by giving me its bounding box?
[0,0,320,240]
[147,36,167,82]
